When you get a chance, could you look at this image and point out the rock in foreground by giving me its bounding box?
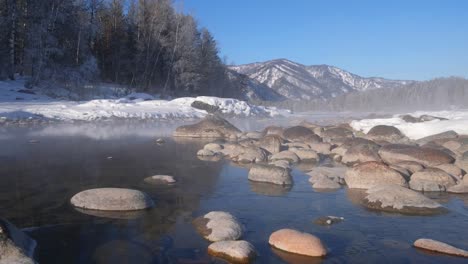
[248,164,292,186]
[363,185,445,215]
[0,218,37,264]
[414,238,468,257]
[173,115,241,138]
[208,240,256,263]
[269,229,327,257]
[193,211,243,242]
[70,188,154,211]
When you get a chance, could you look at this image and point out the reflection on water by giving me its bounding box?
[1,123,468,263]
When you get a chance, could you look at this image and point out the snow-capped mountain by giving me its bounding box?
[230,59,413,100]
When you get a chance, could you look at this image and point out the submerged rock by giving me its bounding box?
[409,168,457,192]
[249,181,292,196]
[414,238,468,257]
[379,144,455,167]
[269,229,327,257]
[70,188,154,211]
[144,175,176,184]
[248,164,292,185]
[311,177,341,190]
[0,219,36,264]
[344,161,408,189]
[363,185,445,215]
[208,240,256,263]
[313,216,344,226]
[193,211,243,242]
[173,116,241,138]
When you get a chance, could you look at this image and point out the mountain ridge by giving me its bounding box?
[229,59,414,101]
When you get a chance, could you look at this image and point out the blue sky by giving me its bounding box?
[183,0,468,80]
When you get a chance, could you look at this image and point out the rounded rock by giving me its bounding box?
[409,168,457,192]
[70,188,154,211]
[193,211,243,242]
[208,240,256,263]
[269,229,327,257]
[344,161,408,189]
[414,238,468,257]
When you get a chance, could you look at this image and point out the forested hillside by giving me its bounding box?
[0,0,233,97]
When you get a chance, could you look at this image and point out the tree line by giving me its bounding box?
[0,0,234,97]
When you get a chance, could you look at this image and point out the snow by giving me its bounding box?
[0,79,285,122]
[351,110,468,139]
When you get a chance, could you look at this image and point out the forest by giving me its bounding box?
[0,0,235,97]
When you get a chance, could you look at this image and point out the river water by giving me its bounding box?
[1,121,468,263]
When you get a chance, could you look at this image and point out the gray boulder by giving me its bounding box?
[248,164,293,185]
[363,185,445,215]
[342,140,381,166]
[344,161,408,189]
[173,115,241,138]
[379,144,455,167]
[70,188,154,211]
[258,135,283,154]
[409,168,457,192]
[367,125,405,142]
[282,126,320,142]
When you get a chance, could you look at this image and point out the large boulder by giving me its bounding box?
[269,229,327,257]
[208,240,256,263]
[282,126,320,142]
[237,146,268,163]
[258,135,283,154]
[173,116,241,138]
[321,127,354,143]
[414,239,468,257]
[393,161,424,174]
[344,161,408,189]
[363,185,445,215]
[193,211,243,242]
[307,166,346,185]
[248,164,292,185]
[416,130,458,145]
[270,151,300,163]
[455,151,468,173]
[0,219,36,264]
[409,168,457,192]
[288,148,319,162]
[379,144,455,167]
[434,164,464,179]
[341,140,381,165]
[70,188,154,211]
[367,125,405,142]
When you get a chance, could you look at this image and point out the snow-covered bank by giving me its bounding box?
[0,80,287,122]
[351,110,468,140]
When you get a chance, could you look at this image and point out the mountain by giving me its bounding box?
[224,70,286,102]
[229,59,414,100]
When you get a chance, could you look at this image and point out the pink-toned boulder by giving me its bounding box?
[268,229,327,257]
[414,238,468,257]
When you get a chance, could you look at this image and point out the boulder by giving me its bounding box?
[0,219,36,264]
[193,211,243,242]
[363,185,445,215]
[204,143,223,152]
[321,127,354,142]
[258,135,283,154]
[289,148,319,162]
[70,188,154,211]
[416,130,458,145]
[270,151,300,163]
[173,116,241,138]
[393,161,424,174]
[307,166,346,185]
[208,240,256,263]
[262,125,284,136]
[379,144,455,167]
[248,164,292,185]
[345,161,408,189]
[237,146,268,163]
[197,149,216,156]
[220,143,246,159]
[455,151,468,173]
[282,126,318,142]
[269,229,327,257]
[409,168,457,192]
[311,177,341,190]
[341,141,381,165]
[144,175,176,184]
[366,125,405,142]
[434,164,464,179]
[308,142,332,154]
[447,183,468,193]
[414,239,468,257]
